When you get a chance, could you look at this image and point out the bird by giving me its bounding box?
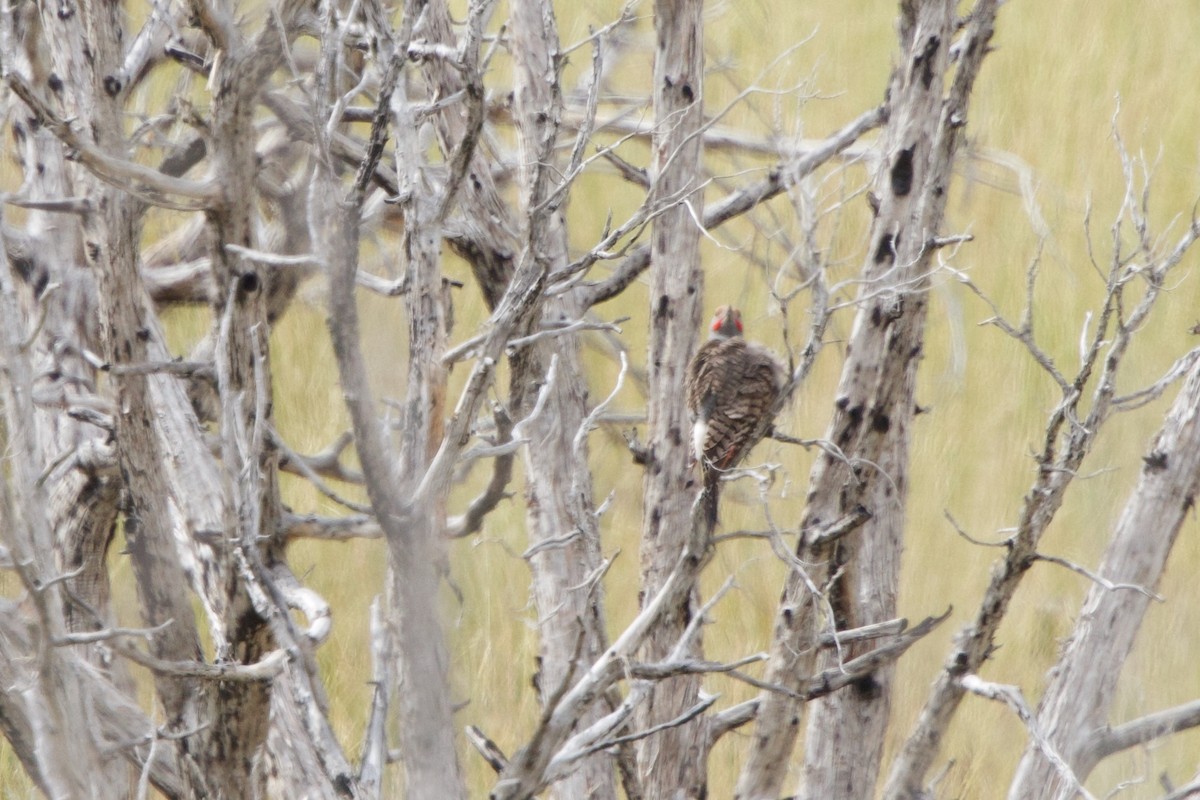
[686,305,785,527]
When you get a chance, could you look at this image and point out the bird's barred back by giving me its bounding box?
[687,338,783,468]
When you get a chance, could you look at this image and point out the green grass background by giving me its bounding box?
[7,1,1200,797]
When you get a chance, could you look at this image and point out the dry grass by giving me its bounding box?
[5,1,1200,797]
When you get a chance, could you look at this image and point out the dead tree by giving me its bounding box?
[7,1,1200,799]
[507,1,616,798]
[1009,342,1200,798]
[734,3,999,797]
[636,0,709,797]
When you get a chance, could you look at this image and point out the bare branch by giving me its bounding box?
[114,643,289,683]
[466,725,510,774]
[1087,700,1200,766]
[275,430,365,485]
[818,618,909,648]
[1,194,93,215]
[280,513,381,542]
[5,73,218,206]
[101,359,214,379]
[572,696,718,760]
[582,104,886,308]
[447,402,516,538]
[51,621,173,646]
[359,598,393,797]
[270,430,371,514]
[710,700,761,742]
[1114,346,1200,411]
[1034,552,1163,601]
[961,675,1098,800]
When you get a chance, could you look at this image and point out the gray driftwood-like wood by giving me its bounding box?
[735,3,999,798]
[0,218,114,798]
[10,0,1200,798]
[881,83,1200,800]
[1008,348,1200,797]
[317,3,468,796]
[14,0,211,794]
[637,0,709,797]
[5,0,125,693]
[508,2,616,798]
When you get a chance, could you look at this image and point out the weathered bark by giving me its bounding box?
[184,1,308,791]
[0,211,115,797]
[1006,356,1200,794]
[14,0,214,794]
[636,1,708,798]
[0,592,186,799]
[388,5,465,792]
[736,3,998,798]
[879,33,1200,800]
[796,4,953,795]
[13,0,1200,798]
[508,2,615,798]
[5,3,124,677]
[316,5,466,794]
[416,0,518,310]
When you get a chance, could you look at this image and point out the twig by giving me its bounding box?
[51,620,174,646]
[945,510,1013,548]
[709,699,761,742]
[1113,347,1200,411]
[101,360,214,379]
[960,675,1098,800]
[224,244,407,295]
[574,351,629,456]
[817,617,908,648]
[447,402,515,538]
[798,611,950,700]
[573,696,717,758]
[806,506,873,548]
[1034,552,1163,601]
[507,316,627,352]
[626,653,767,680]
[6,73,218,207]
[1162,778,1200,800]
[275,430,365,485]
[581,104,887,308]
[270,429,371,513]
[280,513,381,541]
[114,642,288,682]
[1,195,92,215]
[466,725,510,774]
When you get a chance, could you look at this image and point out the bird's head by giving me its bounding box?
[709,305,743,339]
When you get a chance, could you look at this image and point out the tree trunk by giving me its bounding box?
[797,4,952,793]
[508,2,616,798]
[391,19,465,793]
[736,3,999,797]
[27,0,212,792]
[0,217,115,799]
[6,0,124,683]
[637,0,708,797]
[189,8,305,790]
[1008,354,1200,798]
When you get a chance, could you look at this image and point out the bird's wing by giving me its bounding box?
[687,338,734,418]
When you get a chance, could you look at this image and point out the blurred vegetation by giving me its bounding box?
[5,0,1200,797]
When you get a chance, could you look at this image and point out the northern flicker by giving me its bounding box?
[687,306,785,525]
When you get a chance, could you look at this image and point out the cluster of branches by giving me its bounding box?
[3,0,1200,798]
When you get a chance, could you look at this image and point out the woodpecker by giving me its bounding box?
[686,306,785,526]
